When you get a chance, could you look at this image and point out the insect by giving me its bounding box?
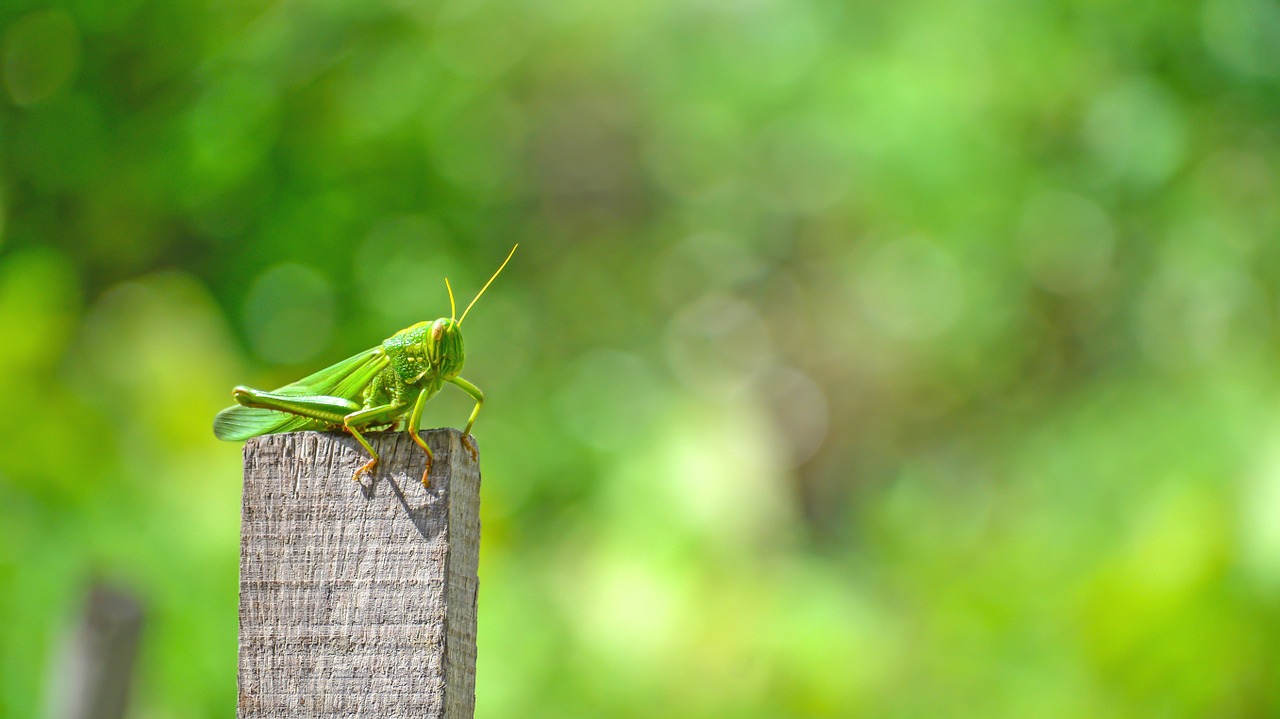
[213,245,517,485]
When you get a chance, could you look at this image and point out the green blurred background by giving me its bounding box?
[2,0,1279,716]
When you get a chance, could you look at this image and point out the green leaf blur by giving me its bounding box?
[2,0,1279,716]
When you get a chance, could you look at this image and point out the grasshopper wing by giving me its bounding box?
[213,347,389,440]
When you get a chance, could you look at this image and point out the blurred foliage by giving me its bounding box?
[2,0,1280,716]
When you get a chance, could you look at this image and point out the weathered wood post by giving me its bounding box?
[48,581,145,719]
[237,430,480,719]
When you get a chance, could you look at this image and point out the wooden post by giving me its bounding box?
[237,430,480,719]
[48,581,145,719]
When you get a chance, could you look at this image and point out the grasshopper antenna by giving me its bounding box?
[445,277,457,320]
[459,244,518,325]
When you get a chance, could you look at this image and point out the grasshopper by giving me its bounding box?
[213,245,516,485]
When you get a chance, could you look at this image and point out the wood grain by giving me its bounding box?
[237,430,479,719]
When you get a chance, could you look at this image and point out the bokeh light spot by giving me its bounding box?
[646,103,746,201]
[426,97,525,195]
[431,0,532,79]
[577,558,685,663]
[855,237,966,340]
[1137,258,1269,368]
[0,247,79,372]
[754,367,829,467]
[553,350,664,451]
[337,40,436,139]
[242,264,335,365]
[186,75,279,194]
[1202,0,1280,77]
[1240,436,1280,590]
[1083,78,1187,188]
[1017,190,1115,295]
[757,114,852,213]
[665,294,773,394]
[354,216,457,327]
[2,9,80,107]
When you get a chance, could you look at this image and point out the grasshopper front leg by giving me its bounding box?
[406,387,434,486]
[448,376,484,462]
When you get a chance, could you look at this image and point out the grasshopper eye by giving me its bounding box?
[432,322,445,342]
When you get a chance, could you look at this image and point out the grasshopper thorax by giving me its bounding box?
[383,318,466,383]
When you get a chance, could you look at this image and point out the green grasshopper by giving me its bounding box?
[213,245,516,485]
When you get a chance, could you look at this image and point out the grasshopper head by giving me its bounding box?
[397,244,514,383]
[427,317,466,379]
